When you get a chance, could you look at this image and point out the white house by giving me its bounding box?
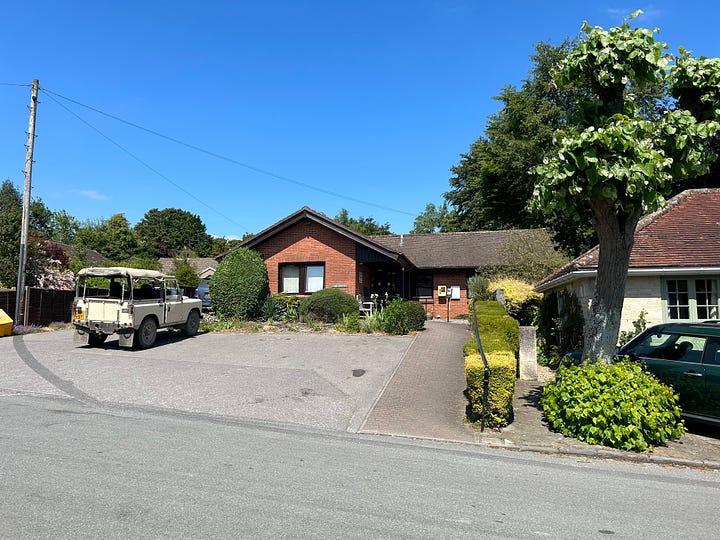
[535,189,720,333]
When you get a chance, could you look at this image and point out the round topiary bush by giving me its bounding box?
[404,300,427,331]
[541,360,685,452]
[210,248,269,320]
[299,288,358,323]
[382,299,409,335]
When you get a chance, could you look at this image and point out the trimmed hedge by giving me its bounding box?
[464,301,519,428]
[466,351,516,427]
[473,301,520,353]
[300,288,358,323]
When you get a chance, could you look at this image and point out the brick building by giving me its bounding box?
[235,207,552,319]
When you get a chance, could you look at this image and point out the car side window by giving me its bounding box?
[632,332,705,363]
[672,336,706,363]
[703,338,720,365]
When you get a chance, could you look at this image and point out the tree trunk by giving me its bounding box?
[584,199,643,363]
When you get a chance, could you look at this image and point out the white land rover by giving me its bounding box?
[72,267,202,349]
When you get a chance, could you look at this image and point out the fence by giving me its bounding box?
[0,288,75,327]
[0,285,199,327]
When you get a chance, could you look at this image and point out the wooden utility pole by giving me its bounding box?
[15,79,39,324]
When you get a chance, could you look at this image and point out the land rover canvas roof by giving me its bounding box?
[77,267,169,280]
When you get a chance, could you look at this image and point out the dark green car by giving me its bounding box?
[618,322,720,425]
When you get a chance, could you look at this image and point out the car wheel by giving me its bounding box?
[182,310,200,337]
[88,333,107,347]
[135,317,157,349]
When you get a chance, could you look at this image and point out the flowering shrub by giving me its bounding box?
[35,258,75,290]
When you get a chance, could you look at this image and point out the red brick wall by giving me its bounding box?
[424,271,470,320]
[253,221,358,297]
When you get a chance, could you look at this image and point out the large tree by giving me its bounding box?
[135,208,213,258]
[75,213,141,262]
[534,12,720,361]
[411,202,449,234]
[0,180,52,288]
[439,41,598,256]
[334,209,391,236]
[0,180,23,288]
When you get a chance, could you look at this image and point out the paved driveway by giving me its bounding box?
[1,330,414,432]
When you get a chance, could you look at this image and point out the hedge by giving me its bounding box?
[464,300,519,428]
[465,351,516,427]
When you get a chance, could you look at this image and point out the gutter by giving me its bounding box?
[535,266,720,293]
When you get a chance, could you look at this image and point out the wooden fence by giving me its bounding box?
[0,285,199,327]
[0,288,75,327]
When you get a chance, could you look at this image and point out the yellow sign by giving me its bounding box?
[437,285,447,298]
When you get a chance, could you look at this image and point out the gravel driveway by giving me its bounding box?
[1,329,415,432]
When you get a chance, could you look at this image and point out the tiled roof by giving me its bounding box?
[536,189,720,289]
[370,229,552,269]
[159,257,217,275]
[237,206,555,271]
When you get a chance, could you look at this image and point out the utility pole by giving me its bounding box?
[15,79,39,324]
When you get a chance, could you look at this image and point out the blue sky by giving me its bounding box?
[2,1,719,239]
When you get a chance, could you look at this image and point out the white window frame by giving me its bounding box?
[662,277,719,322]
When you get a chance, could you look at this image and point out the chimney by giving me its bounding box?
[400,234,404,246]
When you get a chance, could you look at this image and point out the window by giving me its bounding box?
[696,279,718,320]
[413,272,434,298]
[279,263,324,294]
[664,278,719,321]
[667,279,690,319]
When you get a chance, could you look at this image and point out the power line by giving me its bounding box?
[41,91,250,232]
[39,87,417,218]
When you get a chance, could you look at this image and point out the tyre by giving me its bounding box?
[135,317,157,349]
[182,310,200,337]
[87,333,107,347]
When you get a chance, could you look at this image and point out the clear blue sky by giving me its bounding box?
[2,1,719,239]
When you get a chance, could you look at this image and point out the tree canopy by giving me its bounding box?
[134,208,213,258]
[534,12,720,360]
[426,41,599,256]
[334,208,391,236]
[74,213,141,263]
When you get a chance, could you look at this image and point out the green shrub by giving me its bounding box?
[171,257,200,287]
[404,300,427,331]
[537,290,584,359]
[359,311,384,333]
[541,361,685,452]
[618,309,648,346]
[488,277,541,326]
[468,273,492,300]
[272,293,300,321]
[465,351,516,427]
[210,248,269,320]
[382,299,410,335]
[336,312,361,333]
[299,288,358,323]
